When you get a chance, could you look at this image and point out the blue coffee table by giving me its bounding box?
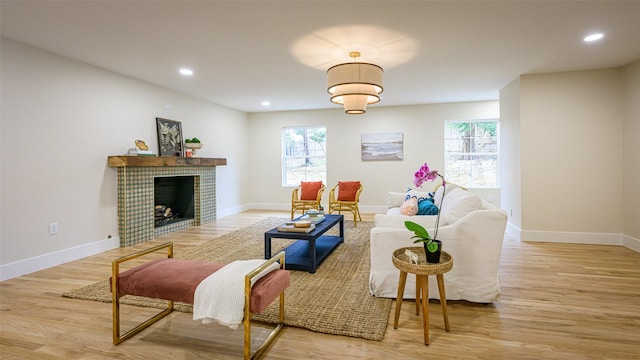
[264,214,344,273]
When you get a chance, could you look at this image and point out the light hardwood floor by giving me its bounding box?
[1,210,639,359]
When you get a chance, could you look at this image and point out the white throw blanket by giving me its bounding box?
[192,259,280,330]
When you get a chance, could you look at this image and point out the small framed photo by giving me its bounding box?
[156,118,184,157]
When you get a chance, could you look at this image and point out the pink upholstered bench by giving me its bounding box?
[110,242,290,360]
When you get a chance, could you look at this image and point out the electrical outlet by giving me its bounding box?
[49,222,59,235]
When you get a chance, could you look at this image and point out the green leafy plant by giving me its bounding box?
[405,221,439,252]
[185,137,200,143]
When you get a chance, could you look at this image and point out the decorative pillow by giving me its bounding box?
[300,181,322,200]
[405,188,433,204]
[400,198,418,216]
[387,191,406,209]
[337,181,361,201]
[432,183,461,208]
[417,198,439,215]
[439,187,483,222]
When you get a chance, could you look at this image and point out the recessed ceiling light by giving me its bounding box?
[584,33,604,42]
[261,101,270,106]
[179,68,194,76]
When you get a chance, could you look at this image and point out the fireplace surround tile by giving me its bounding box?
[116,166,216,247]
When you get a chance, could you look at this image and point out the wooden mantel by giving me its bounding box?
[108,156,227,168]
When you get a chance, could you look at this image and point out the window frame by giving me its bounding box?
[281,126,327,187]
[443,119,500,188]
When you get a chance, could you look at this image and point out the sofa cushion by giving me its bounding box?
[400,198,418,216]
[432,183,461,207]
[417,198,439,215]
[439,187,483,222]
[300,181,322,200]
[387,191,406,209]
[405,188,433,204]
[375,213,440,229]
[337,181,360,201]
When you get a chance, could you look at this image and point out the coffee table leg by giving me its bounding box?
[436,274,450,331]
[264,234,272,259]
[393,271,407,329]
[419,275,430,345]
[308,239,317,273]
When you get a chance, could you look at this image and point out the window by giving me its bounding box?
[444,120,499,187]
[282,126,326,187]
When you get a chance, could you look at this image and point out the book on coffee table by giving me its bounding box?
[277,224,316,233]
[300,214,325,224]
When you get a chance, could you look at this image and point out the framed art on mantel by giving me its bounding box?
[156,118,184,157]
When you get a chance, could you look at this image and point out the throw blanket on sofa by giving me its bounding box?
[193,259,280,329]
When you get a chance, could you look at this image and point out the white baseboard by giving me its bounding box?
[505,222,522,241]
[244,203,388,215]
[0,237,120,281]
[360,205,388,214]
[217,203,251,218]
[503,221,639,252]
[623,234,640,252]
[521,229,622,245]
[249,202,290,212]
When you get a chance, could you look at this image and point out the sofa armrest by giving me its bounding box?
[374,213,439,229]
[370,208,508,302]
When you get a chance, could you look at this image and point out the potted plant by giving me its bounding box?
[184,137,202,157]
[404,162,446,263]
[405,221,442,263]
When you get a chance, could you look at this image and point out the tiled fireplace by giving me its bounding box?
[108,156,227,247]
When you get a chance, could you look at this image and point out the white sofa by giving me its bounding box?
[369,186,508,303]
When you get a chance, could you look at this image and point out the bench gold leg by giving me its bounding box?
[245,251,287,360]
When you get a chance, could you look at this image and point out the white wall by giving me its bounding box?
[247,101,501,213]
[621,60,640,244]
[519,69,623,237]
[0,38,248,279]
[495,67,640,247]
[499,78,522,237]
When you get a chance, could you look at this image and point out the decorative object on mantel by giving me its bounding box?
[404,162,446,263]
[184,138,202,158]
[156,117,184,157]
[126,139,155,156]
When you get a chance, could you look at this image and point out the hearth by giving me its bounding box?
[154,176,195,228]
[108,156,226,247]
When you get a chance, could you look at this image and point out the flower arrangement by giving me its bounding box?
[404,162,446,255]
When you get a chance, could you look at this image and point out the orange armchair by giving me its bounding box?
[291,181,325,219]
[328,181,363,227]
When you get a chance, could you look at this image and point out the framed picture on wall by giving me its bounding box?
[361,132,404,161]
[156,118,184,157]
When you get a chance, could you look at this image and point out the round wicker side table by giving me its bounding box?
[392,246,453,345]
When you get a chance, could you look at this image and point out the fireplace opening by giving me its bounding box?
[154,176,195,228]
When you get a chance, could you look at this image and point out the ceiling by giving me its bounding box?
[2,1,640,113]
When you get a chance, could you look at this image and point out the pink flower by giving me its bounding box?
[413,162,440,188]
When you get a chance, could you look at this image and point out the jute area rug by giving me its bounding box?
[62,217,391,341]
